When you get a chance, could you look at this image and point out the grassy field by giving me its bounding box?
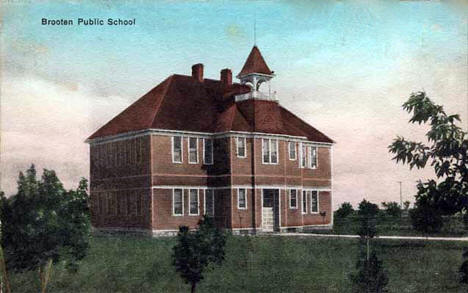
[8,235,468,293]
[308,215,468,237]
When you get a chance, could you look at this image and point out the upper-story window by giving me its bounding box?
[236,137,246,158]
[289,142,296,160]
[309,146,318,169]
[172,136,183,163]
[300,143,307,168]
[188,137,198,164]
[203,138,213,165]
[310,191,319,213]
[262,138,278,164]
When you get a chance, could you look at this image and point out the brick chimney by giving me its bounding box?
[192,63,204,82]
[220,68,232,87]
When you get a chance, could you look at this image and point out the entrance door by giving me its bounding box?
[262,189,280,232]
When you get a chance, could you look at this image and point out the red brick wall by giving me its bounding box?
[90,136,152,229]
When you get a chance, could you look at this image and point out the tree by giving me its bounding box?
[381,202,402,218]
[335,202,354,219]
[357,200,379,260]
[460,248,468,284]
[173,215,226,293]
[409,202,443,235]
[403,201,411,212]
[0,165,90,293]
[350,251,389,293]
[389,92,468,231]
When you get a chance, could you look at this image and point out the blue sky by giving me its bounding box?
[2,0,467,207]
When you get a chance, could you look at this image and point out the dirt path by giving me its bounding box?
[277,233,468,242]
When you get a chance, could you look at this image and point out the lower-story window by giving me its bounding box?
[311,191,319,213]
[189,189,199,215]
[302,190,307,214]
[205,189,215,217]
[173,189,183,216]
[238,188,247,209]
[289,189,298,209]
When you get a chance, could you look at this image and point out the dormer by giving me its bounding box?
[235,46,277,102]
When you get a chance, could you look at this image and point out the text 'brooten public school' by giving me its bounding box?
[41,18,136,26]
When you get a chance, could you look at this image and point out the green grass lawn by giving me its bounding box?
[308,215,468,237]
[8,235,468,293]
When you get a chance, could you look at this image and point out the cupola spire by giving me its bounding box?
[235,46,276,102]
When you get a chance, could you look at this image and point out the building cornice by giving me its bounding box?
[86,128,334,147]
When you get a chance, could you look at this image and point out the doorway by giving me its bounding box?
[262,189,280,232]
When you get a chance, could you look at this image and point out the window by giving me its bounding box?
[188,137,198,164]
[189,189,199,215]
[172,136,183,163]
[310,147,318,169]
[311,191,319,213]
[262,138,279,164]
[289,189,298,209]
[205,189,214,217]
[238,189,247,209]
[236,137,246,158]
[203,138,213,165]
[302,190,307,214]
[301,143,307,168]
[289,142,296,160]
[173,189,183,216]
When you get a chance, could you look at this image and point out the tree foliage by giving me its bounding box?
[172,216,226,293]
[335,202,354,219]
[350,251,389,293]
[0,165,90,292]
[381,202,402,218]
[357,200,379,239]
[389,92,468,229]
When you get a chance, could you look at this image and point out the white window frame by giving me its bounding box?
[204,189,215,217]
[262,138,279,165]
[237,188,247,209]
[289,189,298,209]
[189,189,199,215]
[236,137,247,158]
[172,136,183,164]
[172,188,184,216]
[310,190,319,214]
[302,190,307,214]
[288,141,297,160]
[188,137,199,164]
[203,138,214,165]
[310,146,318,169]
